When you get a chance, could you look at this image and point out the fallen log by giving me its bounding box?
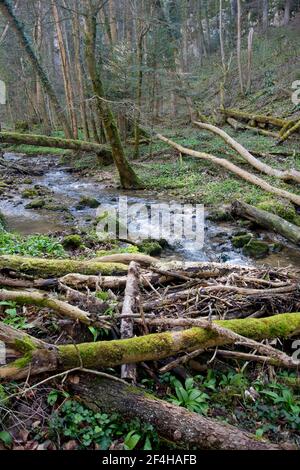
[95,253,157,266]
[0,255,128,277]
[0,288,110,327]
[0,158,42,176]
[0,256,261,280]
[226,118,279,138]
[141,318,296,369]
[155,133,300,206]
[72,375,280,450]
[1,312,300,379]
[277,118,300,145]
[220,108,296,130]
[0,275,58,289]
[194,121,300,184]
[0,131,112,159]
[232,200,300,245]
[120,262,140,381]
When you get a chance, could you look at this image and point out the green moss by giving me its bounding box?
[15,121,29,133]
[11,353,33,369]
[14,337,36,353]
[57,313,300,370]
[232,233,253,248]
[76,196,100,209]
[0,255,128,276]
[62,235,83,250]
[25,198,45,209]
[242,240,270,258]
[21,188,39,199]
[0,212,6,231]
[257,199,300,226]
[138,240,163,256]
[96,245,139,257]
[43,203,68,212]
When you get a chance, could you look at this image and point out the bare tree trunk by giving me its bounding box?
[198,0,207,58]
[51,0,78,138]
[237,0,244,95]
[34,0,51,134]
[0,0,19,45]
[120,262,140,382]
[72,0,90,141]
[133,6,148,159]
[73,376,280,450]
[204,0,211,53]
[247,27,254,92]
[108,0,118,43]
[262,0,269,31]
[0,0,72,138]
[83,1,141,188]
[219,0,226,70]
[284,0,291,25]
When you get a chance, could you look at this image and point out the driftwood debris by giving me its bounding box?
[120,262,140,381]
[1,257,299,450]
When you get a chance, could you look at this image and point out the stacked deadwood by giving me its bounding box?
[0,254,299,449]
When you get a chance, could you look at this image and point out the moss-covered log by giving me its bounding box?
[277,118,300,145]
[221,108,296,130]
[1,312,300,379]
[72,375,280,450]
[0,131,112,159]
[0,255,128,277]
[232,200,300,245]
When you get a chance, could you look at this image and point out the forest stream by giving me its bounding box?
[2,152,300,269]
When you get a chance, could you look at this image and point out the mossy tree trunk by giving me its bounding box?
[0,131,112,159]
[0,255,127,277]
[2,312,300,380]
[221,108,296,130]
[83,1,141,189]
[0,0,72,138]
[232,200,300,245]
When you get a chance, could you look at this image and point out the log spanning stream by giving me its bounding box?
[1,152,300,269]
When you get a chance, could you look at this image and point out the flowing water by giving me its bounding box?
[1,153,300,269]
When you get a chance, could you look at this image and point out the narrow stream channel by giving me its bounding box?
[1,153,300,269]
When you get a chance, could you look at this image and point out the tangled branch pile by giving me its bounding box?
[0,254,299,450]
